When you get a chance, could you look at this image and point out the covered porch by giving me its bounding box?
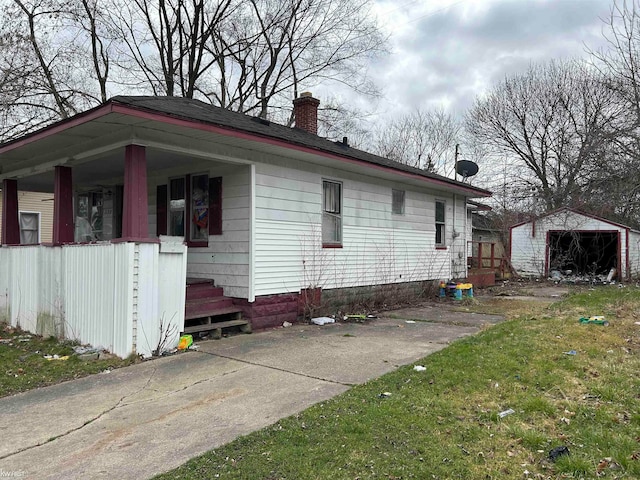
[0,102,255,355]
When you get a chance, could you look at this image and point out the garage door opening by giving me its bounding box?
[548,231,619,278]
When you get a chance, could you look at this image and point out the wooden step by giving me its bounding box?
[184,305,243,321]
[183,319,252,339]
[185,297,234,317]
[186,277,213,285]
[186,284,224,301]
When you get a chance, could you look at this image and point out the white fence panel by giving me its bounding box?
[36,246,63,337]
[8,246,41,332]
[0,248,10,323]
[63,243,135,357]
[136,243,160,357]
[0,240,186,358]
[156,239,188,355]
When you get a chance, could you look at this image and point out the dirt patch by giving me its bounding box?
[384,305,503,327]
[481,280,569,301]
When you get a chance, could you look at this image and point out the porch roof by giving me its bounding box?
[0,96,491,197]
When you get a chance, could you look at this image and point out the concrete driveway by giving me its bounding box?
[0,305,503,480]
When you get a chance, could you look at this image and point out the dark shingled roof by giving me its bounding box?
[110,96,490,196]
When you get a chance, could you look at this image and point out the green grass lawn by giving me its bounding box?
[155,286,640,479]
[0,324,137,397]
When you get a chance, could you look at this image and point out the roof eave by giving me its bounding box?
[1,99,491,197]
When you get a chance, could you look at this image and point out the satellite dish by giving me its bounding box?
[455,160,479,178]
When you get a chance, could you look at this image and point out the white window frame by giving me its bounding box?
[392,189,405,215]
[435,199,446,247]
[19,211,41,245]
[322,179,342,246]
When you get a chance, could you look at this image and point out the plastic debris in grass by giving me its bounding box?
[548,445,570,462]
[342,314,377,322]
[413,365,426,372]
[73,345,100,355]
[579,316,609,326]
[43,354,69,361]
[498,408,515,418]
[563,350,577,355]
[311,317,335,326]
[378,392,392,399]
[282,321,292,328]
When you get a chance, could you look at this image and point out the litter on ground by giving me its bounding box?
[311,317,335,326]
[579,316,609,326]
[498,408,515,418]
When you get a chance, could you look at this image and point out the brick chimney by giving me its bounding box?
[293,92,320,135]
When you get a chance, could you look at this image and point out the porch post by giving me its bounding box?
[53,166,74,244]
[122,144,149,239]
[1,179,20,245]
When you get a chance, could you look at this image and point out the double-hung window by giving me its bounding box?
[322,180,342,246]
[435,200,446,247]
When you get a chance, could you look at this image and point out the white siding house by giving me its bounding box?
[252,160,467,296]
[0,94,490,354]
[510,208,640,280]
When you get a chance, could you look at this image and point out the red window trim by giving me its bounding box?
[186,240,208,247]
[209,177,222,235]
[435,246,447,250]
[185,174,192,241]
[322,243,343,249]
[156,184,168,236]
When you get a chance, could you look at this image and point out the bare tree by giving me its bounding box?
[0,0,117,140]
[0,0,386,141]
[0,29,43,140]
[318,103,373,147]
[371,108,460,173]
[591,0,640,132]
[9,0,79,118]
[109,0,234,97]
[586,0,640,227]
[197,0,386,118]
[75,0,112,103]
[107,0,385,117]
[466,59,621,212]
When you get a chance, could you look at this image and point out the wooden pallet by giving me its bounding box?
[183,318,252,339]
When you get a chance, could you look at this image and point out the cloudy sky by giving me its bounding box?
[359,0,613,119]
